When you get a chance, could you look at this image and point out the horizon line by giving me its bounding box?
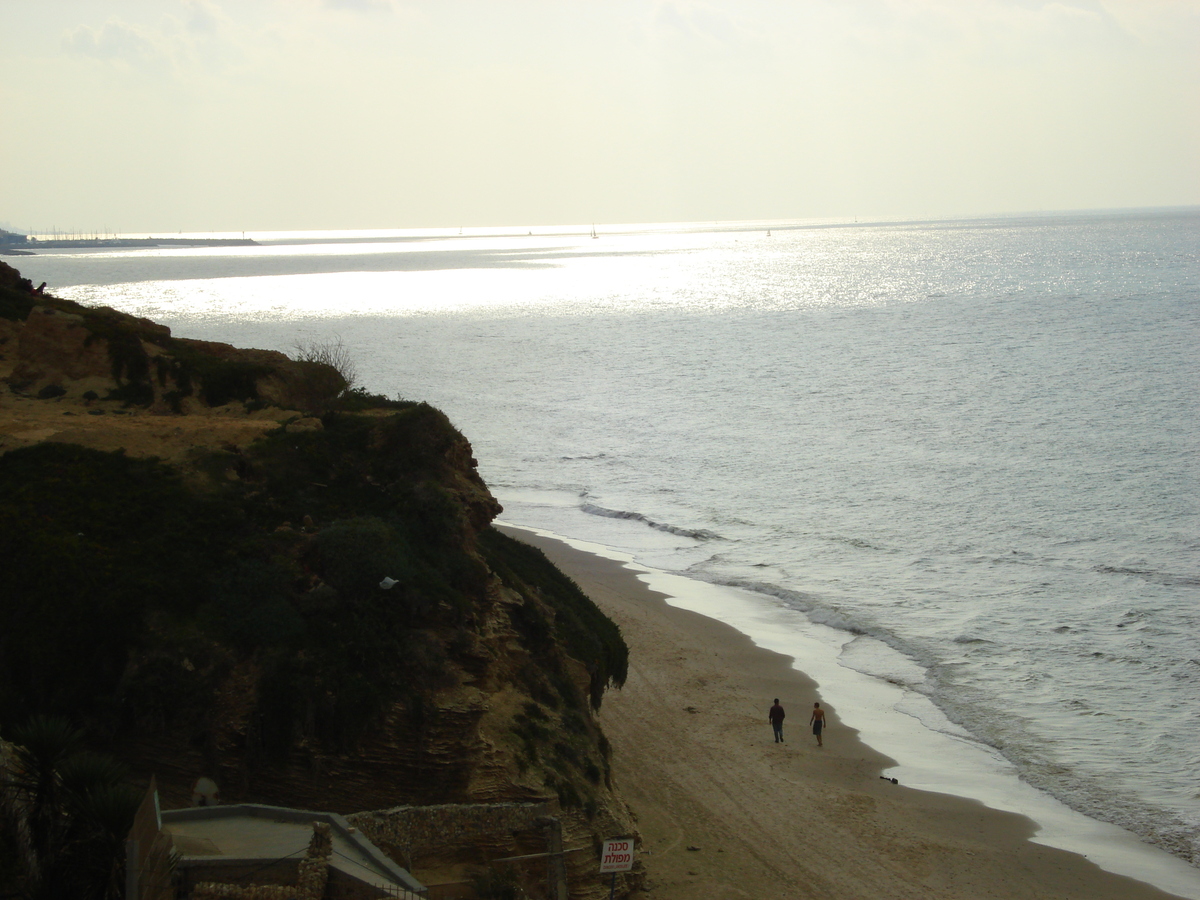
[5,204,1198,243]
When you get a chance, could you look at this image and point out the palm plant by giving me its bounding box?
[0,717,139,900]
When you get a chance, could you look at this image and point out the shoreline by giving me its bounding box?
[498,523,1197,900]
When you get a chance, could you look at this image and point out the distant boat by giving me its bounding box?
[590,223,598,239]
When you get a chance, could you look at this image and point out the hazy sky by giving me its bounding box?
[2,0,1197,232]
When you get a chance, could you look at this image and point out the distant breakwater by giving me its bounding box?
[2,237,259,252]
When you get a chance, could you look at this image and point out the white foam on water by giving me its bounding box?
[501,522,1200,899]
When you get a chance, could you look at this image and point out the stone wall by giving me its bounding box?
[191,821,331,900]
[348,801,553,868]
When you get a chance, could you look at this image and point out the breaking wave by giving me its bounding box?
[579,502,724,542]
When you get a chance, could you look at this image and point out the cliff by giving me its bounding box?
[0,262,638,898]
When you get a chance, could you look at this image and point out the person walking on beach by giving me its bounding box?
[769,699,786,742]
[809,702,826,747]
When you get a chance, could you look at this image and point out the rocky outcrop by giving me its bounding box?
[9,305,120,388]
[1,262,347,413]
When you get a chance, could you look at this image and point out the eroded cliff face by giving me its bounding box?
[0,262,639,898]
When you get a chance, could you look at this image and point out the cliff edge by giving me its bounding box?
[0,261,639,898]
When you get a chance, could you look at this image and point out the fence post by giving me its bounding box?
[125,837,139,900]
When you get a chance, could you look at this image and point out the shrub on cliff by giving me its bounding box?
[0,261,36,321]
[202,557,305,651]
[291,337,357,408]
[0,434,476,750]
[0,444,243,725]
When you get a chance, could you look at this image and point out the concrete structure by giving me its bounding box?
[162,804,427,898]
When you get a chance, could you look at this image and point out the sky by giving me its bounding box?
[1,0,1197,232]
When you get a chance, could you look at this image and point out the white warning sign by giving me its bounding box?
[599,837,635,873]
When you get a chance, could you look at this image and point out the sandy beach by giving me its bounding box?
[500,525,1188,900]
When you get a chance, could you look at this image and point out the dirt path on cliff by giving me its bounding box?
[0,390,301,463]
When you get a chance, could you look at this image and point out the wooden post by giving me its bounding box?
[125,837,139,900]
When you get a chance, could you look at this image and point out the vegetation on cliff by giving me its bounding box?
[0,407,628,791]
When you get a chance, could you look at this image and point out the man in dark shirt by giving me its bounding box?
[769,699,786,743]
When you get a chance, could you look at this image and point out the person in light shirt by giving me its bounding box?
[809,702,826,747]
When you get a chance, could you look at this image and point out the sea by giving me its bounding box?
[11,209,1199,894]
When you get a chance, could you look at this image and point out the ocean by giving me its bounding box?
[12,209,1199,890]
